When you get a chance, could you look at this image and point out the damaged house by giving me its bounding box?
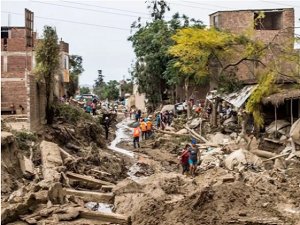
[208,8,300,127]
[1,9,70,130]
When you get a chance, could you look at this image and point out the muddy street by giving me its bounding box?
[2,107,300,225]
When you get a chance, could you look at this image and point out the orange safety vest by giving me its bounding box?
[146,121,152,131]
[133,127,140,137]
[140,122,147,131]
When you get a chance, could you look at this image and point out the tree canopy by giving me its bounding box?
[34,25,60,124]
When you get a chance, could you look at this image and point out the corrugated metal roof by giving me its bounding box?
[221,85,257,108]
[206,85,257,108]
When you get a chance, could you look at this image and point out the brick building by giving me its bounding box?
[209,8,295,83]
[1,26,70,130]
[1,26,35,114]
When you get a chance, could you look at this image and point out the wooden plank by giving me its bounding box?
[64,188,114,203]
[66,172,114,186]
[79,209,129,224]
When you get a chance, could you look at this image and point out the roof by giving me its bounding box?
[221,85,257,108]
[209,8,292,16]
[206,85,257,108]
[262,88,300,106]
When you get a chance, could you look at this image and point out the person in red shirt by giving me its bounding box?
[179,144,190,175]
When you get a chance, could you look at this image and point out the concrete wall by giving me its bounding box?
[27,74,46,131]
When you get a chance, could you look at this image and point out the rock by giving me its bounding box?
[224,149,262,171]
[230,132,238,139]
[65,142,80,151]
[176,129,188,135]
[113,178,144,195]
[1,132,15,146]
[207,132,231,145]
[189,118,201,129]
[48,183,66,204]
[220,174,235,183]
[18,155,35,179]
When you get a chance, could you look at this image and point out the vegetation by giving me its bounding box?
[80,86,91,95]
[66,55,84,97]
[129,0,204,109]
[34,26,60,124]
[14,131,37,151]
[54,103,92,124]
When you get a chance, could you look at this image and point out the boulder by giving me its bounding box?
[224,149,262,171]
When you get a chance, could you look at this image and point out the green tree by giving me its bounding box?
[80,86,90,94]
[66,55,84,97]
[129,4,204,109]
[102,80,119,100]
[35,26,60,124]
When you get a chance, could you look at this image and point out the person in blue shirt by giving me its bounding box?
[188,139,199,177]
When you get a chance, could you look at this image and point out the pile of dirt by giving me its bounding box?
[114,168,300,225]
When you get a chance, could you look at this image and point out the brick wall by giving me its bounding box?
[1,80,27,109]
[7,56,32,73]
[209,8,295,83]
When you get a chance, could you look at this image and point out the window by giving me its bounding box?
[254,11,283,30]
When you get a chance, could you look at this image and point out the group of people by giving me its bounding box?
[132,116,153,148]
[178,139,199,177]
[155,110,174,130]
[83,98,98,115]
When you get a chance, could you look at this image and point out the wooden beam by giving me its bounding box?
[79,209,129,225]
[64,188,114,203]
[66,172,114,187]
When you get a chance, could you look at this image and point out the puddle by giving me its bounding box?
[85,202,113,213]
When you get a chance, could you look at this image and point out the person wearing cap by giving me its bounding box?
[188,139,199,177]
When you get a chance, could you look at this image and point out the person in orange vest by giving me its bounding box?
[133,126,141,148]
[140,118,147,140]
[146,117,153,139]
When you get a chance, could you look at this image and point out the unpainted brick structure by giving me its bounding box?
[209,8,295,84]
[1,27,70,130]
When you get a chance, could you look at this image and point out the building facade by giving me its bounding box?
[209,8,295,83]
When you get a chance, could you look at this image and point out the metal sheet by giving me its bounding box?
[221,85,257,108]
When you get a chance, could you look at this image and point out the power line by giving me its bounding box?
[31,1,151,20]
[1,11,131,31]
[170,2,218,11]
[182,0,231,10]
[61,0,149,16]
[260,0,300,8]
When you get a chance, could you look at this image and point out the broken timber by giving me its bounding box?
[79,209,130,225]
[66,172,114,187]
[262,153,290,162]
[154,128,190,137]
[40,141,63,183]
[64,188,114,203]
[185,126,209,143]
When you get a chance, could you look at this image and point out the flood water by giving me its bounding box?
[108,119,134,158]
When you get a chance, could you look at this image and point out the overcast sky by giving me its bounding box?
[1,0,300,86]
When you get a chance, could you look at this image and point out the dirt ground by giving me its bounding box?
[2,111,300,225]
[114,132,300,225]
